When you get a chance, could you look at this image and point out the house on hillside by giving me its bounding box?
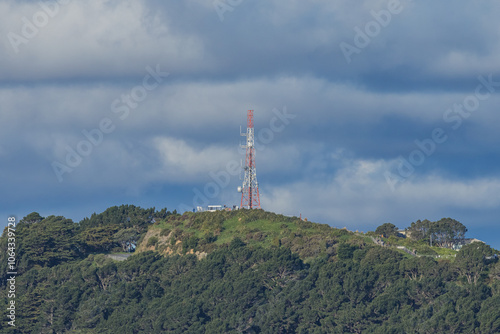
[397,230,409,238]
[452,238,483,251]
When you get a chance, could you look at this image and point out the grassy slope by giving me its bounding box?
[136,209,467,262]
[136,209,366,261]
[381,234,460,259]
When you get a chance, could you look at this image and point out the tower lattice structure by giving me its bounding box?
[239,110,261,209]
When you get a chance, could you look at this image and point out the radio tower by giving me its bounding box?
[238,110,261,209]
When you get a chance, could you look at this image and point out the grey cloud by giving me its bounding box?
[2,0,500,90]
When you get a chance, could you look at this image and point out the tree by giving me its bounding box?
[407,218,467,248]
[407,219,432,241]
[337,243,356,260]
[3,206,500,333]
[16,215,84,270]
[79,225,120,252]
[79,205,157,231]
[113,228,140,252]
[154,208,171,220]
[429,218,467,248]
[375,223,398,238]
[229,237,246,250]
[489,261,500,281]
[477,296,500,334]
[455,242,494,284]
[21,212,44,224]
[399,256,437,281]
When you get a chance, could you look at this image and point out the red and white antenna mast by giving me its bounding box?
[238,110,261,209]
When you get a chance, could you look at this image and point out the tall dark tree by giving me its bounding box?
[375,222,399,238]
[21,212,44,224]
[490,261,500,281]
[79,225,120,252]
[430,218,467,248]
[79,205,158,231]
[408,218,467,248]
[407,219,432,241]
[456,242,495,284]
[14,215,84,271]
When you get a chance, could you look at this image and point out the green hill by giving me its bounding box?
[0,206,498,333]
[135,209,365,261]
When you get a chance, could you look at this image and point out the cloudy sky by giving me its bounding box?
[2,0,500,249]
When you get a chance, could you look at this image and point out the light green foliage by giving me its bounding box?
[139,209,348,260]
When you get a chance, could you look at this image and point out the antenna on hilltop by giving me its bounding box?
[237,110,261,209]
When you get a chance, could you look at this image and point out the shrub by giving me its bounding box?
[160,228,171,236]
[146,236,158,247]
[182,236,199,253]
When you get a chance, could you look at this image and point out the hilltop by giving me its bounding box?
[135,209,364,261]
[135,209,492,263]
[0,206,499,333]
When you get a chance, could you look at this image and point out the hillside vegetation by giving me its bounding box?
[135,209,362,261]
[0,206,499,333]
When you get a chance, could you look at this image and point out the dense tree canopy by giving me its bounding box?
[407,218,467,248]
[375,222,398,238]
[1,240,498,333]
[113,228,141,252]
[0,215,84,275]
[21,212,44,224]
[0,209,498,333]
[79,205,171,231]
[0,206,171,276]
[456,242,496,285]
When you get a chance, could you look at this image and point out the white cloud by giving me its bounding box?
[0,0,205,81]
[2,0,500,85]
[153,136,238,183]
